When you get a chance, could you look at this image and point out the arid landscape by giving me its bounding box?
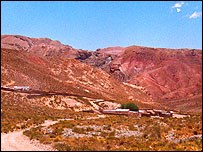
[1,35,202,111]
[1,34,202,151]
[2,1,202,151]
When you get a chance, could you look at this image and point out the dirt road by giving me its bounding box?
[1,130,56,151]
[1,120,59,151]
[1,116,106,151]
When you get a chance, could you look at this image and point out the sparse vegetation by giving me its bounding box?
[21,113,202,151]
[1,91,95,133]
[1,89,202,151]
[54,143,71,151]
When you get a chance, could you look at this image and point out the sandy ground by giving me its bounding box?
[1,120,59,151]
[1,130,56,151]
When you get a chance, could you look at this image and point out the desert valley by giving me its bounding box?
[1,35,202,151]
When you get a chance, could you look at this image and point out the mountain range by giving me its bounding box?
[1,35,202,112]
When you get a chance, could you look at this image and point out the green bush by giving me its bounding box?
[121,103,139,111]
[120,104,125,109]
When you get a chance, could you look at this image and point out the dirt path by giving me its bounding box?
[1,116,106,151]
[1,120,61,151]
[1,130,56,151]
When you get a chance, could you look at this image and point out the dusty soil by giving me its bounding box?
[1,130,56,151]
[1,120,59,151]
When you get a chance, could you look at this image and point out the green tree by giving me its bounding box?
[121,103,139,111]
[126,103,139,111]
[120,104,125,109]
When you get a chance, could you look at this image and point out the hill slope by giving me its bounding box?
[79,46,202,112]
[81,46,202,99]
[1,35,202,112]
[1,47,156,109]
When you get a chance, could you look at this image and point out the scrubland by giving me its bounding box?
[1,91,201,151]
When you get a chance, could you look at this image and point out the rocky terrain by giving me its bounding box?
[1,35,202,112]
[1,35,157,110]
[79,46,202,100]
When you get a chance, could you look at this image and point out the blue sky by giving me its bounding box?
[1,1,202,50]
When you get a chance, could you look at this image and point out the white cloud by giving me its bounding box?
[172,1,184,8]
[177,8,181,13]
[189,11,202,19]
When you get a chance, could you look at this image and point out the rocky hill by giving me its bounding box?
[81,46,202,99]
[80,46,202,112]
[1,35,202,112]
[1,43,156,110]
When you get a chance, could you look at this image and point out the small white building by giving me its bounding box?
[102,109,130,114]
[115,109,130,111]
[96,99,104,102]
[13,86,30,91]
[138,110,146,113]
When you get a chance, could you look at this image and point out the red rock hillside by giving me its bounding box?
[98,46,201,95]
[79,46,202,112]
[1,35,202,112]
